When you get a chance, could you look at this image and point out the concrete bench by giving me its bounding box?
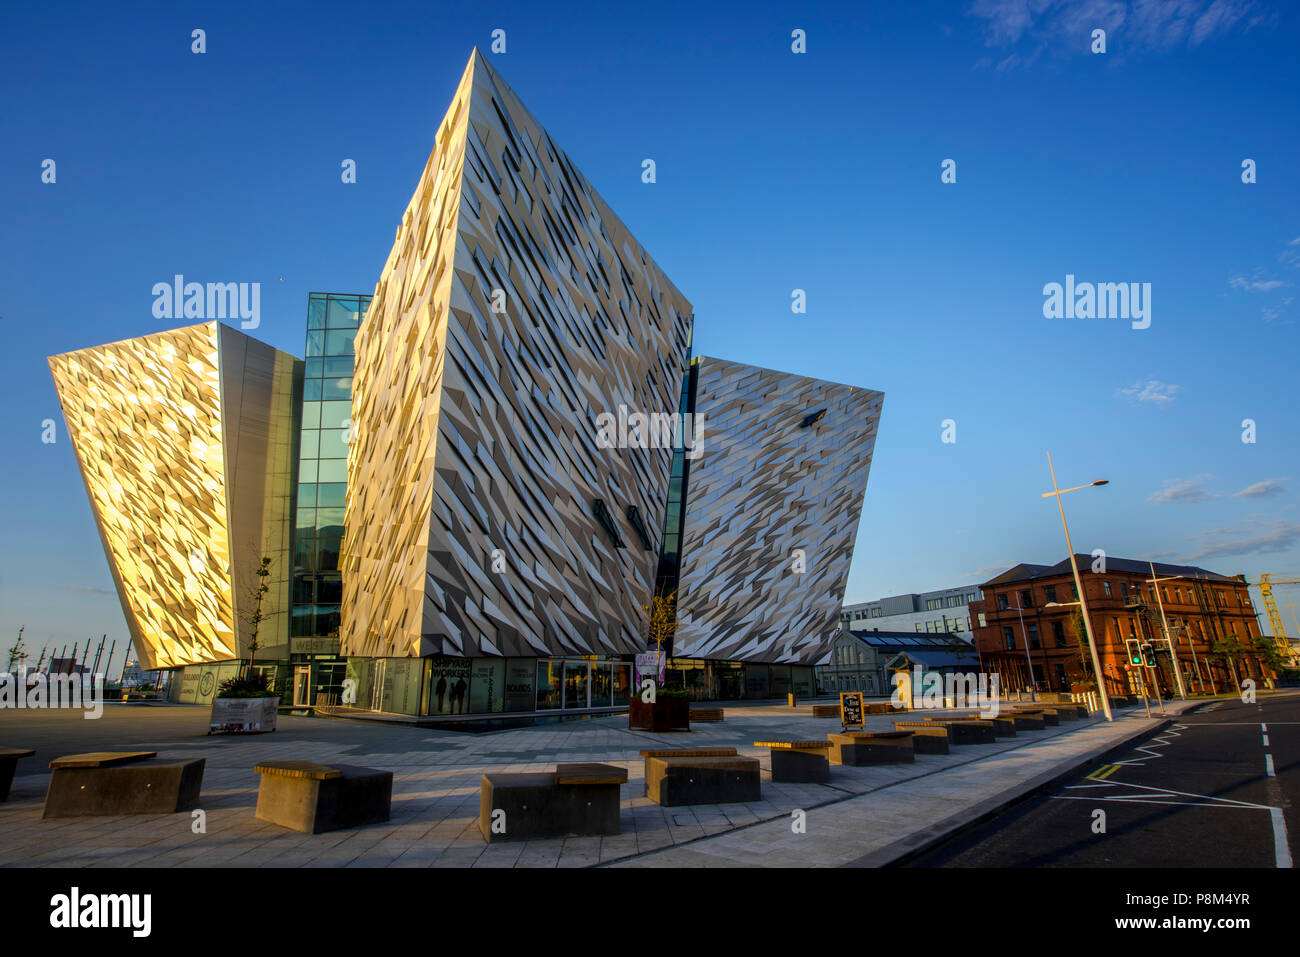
[811,704,840,718]
[1047,702,1084,719]
[643,754,760,806]
[1012,707,1059,726]
[914,719,997,745]
[937,714,1017,737]
[254,760,393,834]
[753,740,833,782]
[1,748,35,802]
[639,747,737,783]
[827,731,915,765]
[43,751,205,818]
[999,712,1046,731]
[690,708,725,722]
[889,723,952,754]
[478,762,628,842]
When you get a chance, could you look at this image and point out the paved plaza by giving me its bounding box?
[0,699,1191,868]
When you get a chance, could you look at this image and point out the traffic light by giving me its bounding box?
[1141,642,1157,668]
[1126,639,1142,666]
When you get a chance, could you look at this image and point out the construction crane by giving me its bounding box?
[1251,574,1300,651]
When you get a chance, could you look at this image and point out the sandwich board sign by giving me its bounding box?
[839,691,865,731]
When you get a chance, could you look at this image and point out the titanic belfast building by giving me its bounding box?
[48,50,884,718]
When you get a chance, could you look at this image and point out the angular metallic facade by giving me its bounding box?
[673,358,883,664]
[340,50,693,660]
[49,322,301,670]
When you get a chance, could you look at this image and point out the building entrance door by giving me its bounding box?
[293,666,311,706]
[563,661,589,709]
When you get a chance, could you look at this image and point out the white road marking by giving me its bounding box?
[1263,734,1270,746]
[1113,726,1183,767]
[1265,754,1275,776]
[1055,795,1264,809]
[1262,723,1268,732]
[1060,777,1274,809]
[1271,809,1293,869]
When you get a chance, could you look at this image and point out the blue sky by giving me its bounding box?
[3,0,1299,665]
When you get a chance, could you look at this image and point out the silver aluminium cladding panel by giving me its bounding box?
[341,50,693,661]
[673,357,882,664]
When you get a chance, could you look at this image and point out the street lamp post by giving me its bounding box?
[1043,452,1113,722]
[1146,561,1188,700]
[1013,599,1037,701]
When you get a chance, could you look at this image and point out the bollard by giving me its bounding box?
[788,692,797,708]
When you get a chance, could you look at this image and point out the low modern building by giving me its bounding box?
[49,49,884,718]
[816,630,979,697]
[839,585,983,640]
[970,557,1275,697]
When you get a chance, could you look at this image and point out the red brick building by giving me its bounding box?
[969,556,1273,697]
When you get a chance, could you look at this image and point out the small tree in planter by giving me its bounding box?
[628,592,691,731]
[211,557,280,734]
[209,668,281,734]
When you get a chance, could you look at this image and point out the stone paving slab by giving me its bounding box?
[610,702,1201,868]
[0,698,1185,867]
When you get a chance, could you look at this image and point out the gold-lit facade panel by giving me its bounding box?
[49,322,300,670]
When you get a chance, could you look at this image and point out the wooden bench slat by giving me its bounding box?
[48,751,156,769]
[554,762,628,785]
[638,748,737,758]
[753,740,832,750]
[255,760,344,781]
[0,748,36,759]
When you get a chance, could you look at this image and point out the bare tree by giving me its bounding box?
[243,557,272,674]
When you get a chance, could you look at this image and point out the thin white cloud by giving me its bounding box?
[1229,273,1289,292]
[1183,518,1300,561]
[964,561,1016,580]
[968,0,1270,65]
[1119,379,1178,406]
[1233,478,1288,499]
[1148,474,1222,505]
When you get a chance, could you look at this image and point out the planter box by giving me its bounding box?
[628,696,690,732]
[209,695,280,734]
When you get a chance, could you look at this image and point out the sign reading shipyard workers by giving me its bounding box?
[839,691,865,731]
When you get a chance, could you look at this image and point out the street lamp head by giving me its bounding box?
[1091,479,1109,486]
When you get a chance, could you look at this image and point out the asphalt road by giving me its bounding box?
[905,691,1299,867]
